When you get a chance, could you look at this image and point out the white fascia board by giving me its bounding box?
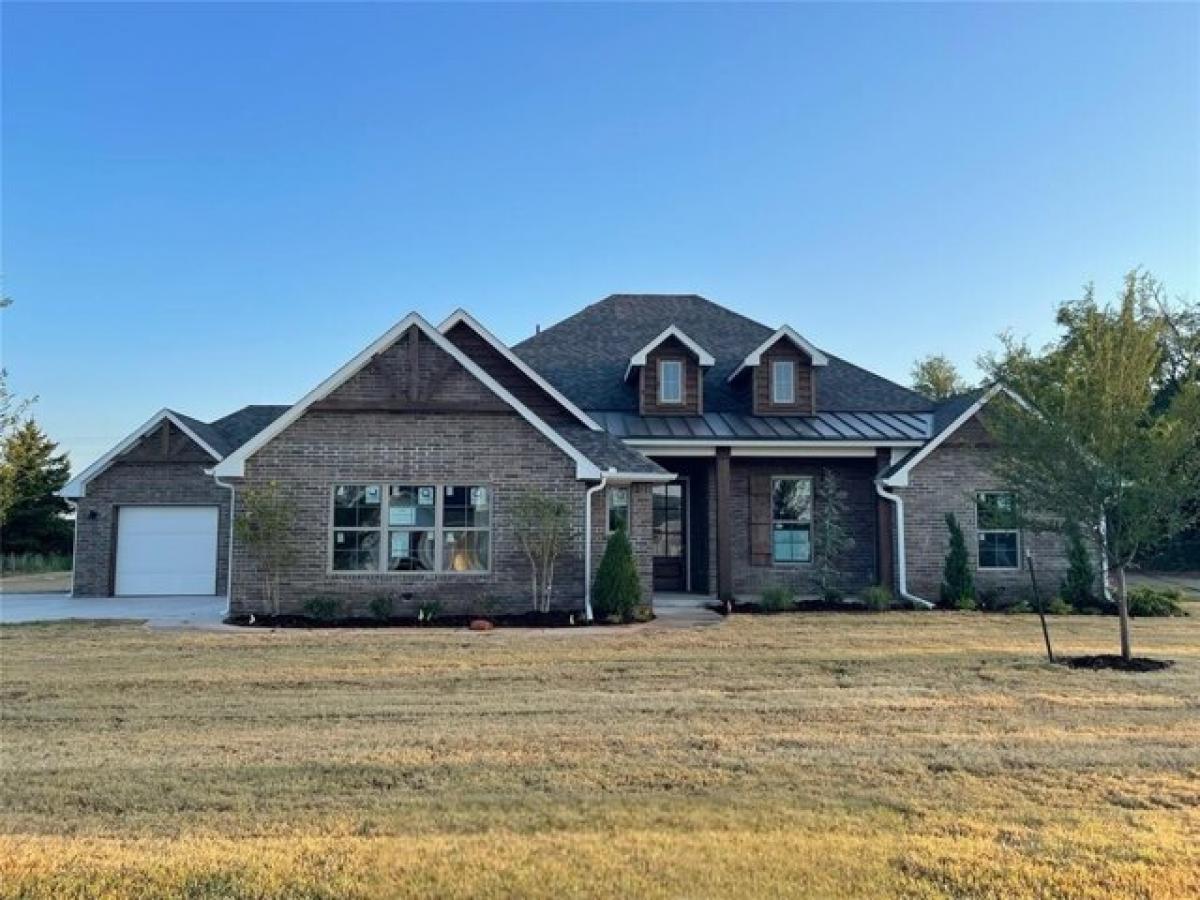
[879,384,1027,487]
[58,408,223,499]
[727,326,829,382]
[437,308,601,432]
[596,471,678,483]
[624,325,716,380]
[214,312,603,481]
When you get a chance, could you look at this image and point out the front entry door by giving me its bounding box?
[652,482,687,592]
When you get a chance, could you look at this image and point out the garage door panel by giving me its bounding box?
[115,506,219,596]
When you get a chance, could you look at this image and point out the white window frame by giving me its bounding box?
[975,491,1021,571]
[607,486,631,534]
[771,475,813,565]
[771,359,796,404]
[329,483,492,575]
[658,359,683,404]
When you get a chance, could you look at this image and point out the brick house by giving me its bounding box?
[60,294,1074,615]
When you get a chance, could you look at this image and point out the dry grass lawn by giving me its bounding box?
[1,612,1197,898]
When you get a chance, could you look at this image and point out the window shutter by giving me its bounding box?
[749,472,772,566]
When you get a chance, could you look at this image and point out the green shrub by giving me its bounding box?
[368,595,393,621]
[861,585,892,612]
[939,513,975,609]
[593,527,641,623]
[302,597,342,622]
[630,604,655,623]
[1060,524,1098,611]
[954,595,977,612]
[1046,596,1075,616]
[417,600,442,623]
[1,552,72,575]
[1126,587,1187,617]
[759,584,796,611]
[1003,600,1033,614]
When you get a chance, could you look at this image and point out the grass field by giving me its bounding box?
[1,612,1197,899]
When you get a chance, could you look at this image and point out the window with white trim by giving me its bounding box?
[658,359,683,404]
[771,476,812,563]
[607,486,630,533]
[771,359,795,404]
[331,483,490,573]
[976,491,1019,569]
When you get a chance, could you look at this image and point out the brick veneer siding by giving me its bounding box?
[72,422,229,597]
[729,457,878,598]
[228,327,657,617]
[897,414,1078,602]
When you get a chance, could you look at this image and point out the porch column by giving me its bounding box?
[875,449,895,589]
[716,446,733,602]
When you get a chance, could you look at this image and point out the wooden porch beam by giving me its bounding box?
[716,446,733,603]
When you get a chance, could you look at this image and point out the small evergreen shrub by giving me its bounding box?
[759,584,796,611]
[1127,587,1187,617]
[593,527,641,623]
[1046,597,1075,616]
[939,513,975,609]
[861,585,893,612]
[1060,524,1098,611]
[369,595,394,621]
[302,597,342,622]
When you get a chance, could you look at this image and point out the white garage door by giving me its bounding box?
[115,506,220,596]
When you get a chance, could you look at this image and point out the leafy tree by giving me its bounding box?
[1,298,36,441]
[809,469,855,601]
[512,489,571,614]
[592,525,641,622]
[234,481,297,616]
[939,513,974,608]
[911,354,967,401]
[1060,523,1098,611]
[0,419,72,554]
[982,271,1200,660]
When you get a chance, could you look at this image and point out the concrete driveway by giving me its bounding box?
[0,592,228,626]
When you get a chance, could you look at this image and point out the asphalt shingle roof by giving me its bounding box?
[170,405,290,458]
[513,294,933,415]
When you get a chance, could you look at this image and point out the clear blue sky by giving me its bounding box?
[4,2,1197,473]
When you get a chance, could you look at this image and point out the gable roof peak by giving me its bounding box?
[624,324,716,380]
[727,325,829,382]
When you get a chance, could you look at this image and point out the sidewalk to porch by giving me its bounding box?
[653,592,724,627]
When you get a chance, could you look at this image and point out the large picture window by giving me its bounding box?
[658,359,683,404]
[976,491,1019,569]
[331,483,490,573]
[771,476,812,563]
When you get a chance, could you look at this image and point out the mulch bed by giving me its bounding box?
[224,610,593,629]
[1062,655,1175,672]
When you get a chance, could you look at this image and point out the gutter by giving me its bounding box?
[583,473,612,622]
[874,481,933,608]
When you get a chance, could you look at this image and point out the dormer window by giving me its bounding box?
[659,360,683,404]
[771,360,795,404]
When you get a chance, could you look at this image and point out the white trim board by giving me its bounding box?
[438,309,601,432]
[728,325,829,382]
[59,409,223,499]
[625,325,716,380]
[214,312,604,480]
[880,384,1028,488]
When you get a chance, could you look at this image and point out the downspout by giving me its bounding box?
[875,481,932,608]
[583,471,613,622]
[214,474,236,617]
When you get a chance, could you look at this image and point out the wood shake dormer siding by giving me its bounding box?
[639,336,704,416]
[752,340,816,416]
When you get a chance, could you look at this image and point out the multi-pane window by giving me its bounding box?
[658,359,683,404]
[772,477,813,563]
[332,485,382,571]
[976,491,1020,569]
[771,360,795,404]
[331,483,490,573]
[607,486,630,533]
[442,486,490,572]
[387,485,435,571]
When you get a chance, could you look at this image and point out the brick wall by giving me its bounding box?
[898,414,1078,602]
[729,457,878,598]
[72,421,229,597]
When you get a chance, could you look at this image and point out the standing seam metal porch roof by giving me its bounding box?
[590,410,932,442]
